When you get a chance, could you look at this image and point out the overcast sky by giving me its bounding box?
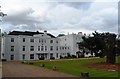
[0,0,119,36]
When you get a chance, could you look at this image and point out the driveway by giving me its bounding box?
[2,61,76,77]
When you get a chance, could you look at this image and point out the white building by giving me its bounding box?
[2,31,70,61]
[58,32,83,55]
[2,30,92,61]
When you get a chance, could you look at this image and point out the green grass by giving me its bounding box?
[25,57,119,77]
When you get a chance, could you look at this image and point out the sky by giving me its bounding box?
[0,0,119,36]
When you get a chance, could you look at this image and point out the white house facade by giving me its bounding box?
[2,31,70,61]
[1,30,92,61]
[59,32,83,55]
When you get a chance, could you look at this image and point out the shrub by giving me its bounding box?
[50,57,55,60]
[29,62,34,65]
[71,55,77,58]
[60,55,63,59]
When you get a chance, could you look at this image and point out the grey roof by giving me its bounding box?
[8,31,56,38]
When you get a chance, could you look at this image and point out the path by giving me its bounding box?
[2,61,76,77]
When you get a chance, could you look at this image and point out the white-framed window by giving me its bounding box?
[10,55,14,60]
[11,46,14,51]
[56,53,58,58]
[42,39,43,43]
[56,41,58,43]
[38,46,40,51]
[56,46,58,51]
[41,46,44,51]
[30,46,34,51]
[11,38,14,42]
[23,38,25,42]
[39,39,41,43]
[50,40,53,43]
[30,54,34,59]
[22,54,25,60]
[50,53,53,58]
[44,39,46,43]
[45,46,47,51]
[30,39,34,42]
[50,46,53,51]
[22,46,25,51]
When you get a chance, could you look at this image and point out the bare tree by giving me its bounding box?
[0,6,7,18]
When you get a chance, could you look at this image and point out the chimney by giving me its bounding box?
[78,32,82,35]
[44,30,47,34]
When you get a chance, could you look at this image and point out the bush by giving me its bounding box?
[60,55,63,59]
[71,55,77,58]
[50,57,55,60]
[2,59,7,61]
[29,62,34,65]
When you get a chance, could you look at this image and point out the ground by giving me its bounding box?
[2,61,76,77]
[0,62,2,78]
[86,63,119,71]
[27,57,118,77]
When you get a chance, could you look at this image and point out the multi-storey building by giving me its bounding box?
[59,32,83,55]
[1,30,92,61]
[2,31,70,61]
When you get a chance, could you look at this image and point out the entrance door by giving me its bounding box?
[38,54,48,60]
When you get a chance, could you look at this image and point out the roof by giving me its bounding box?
[8,31,56,38]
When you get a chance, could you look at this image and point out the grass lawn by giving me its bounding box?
[24,57,119,77]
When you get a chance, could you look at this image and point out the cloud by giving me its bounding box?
[60,2,92,10]
[2,8,44,31]
[0,1,118,36]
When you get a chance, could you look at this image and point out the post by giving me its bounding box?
[81,72,89,79]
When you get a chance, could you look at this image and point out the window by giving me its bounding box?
[30,46,34,51]
[50,40,53,43]
[42,39,43,43]
[68,47,69,49]
[50,53,53,58]
[44,40,46,43]
[11,38,14,42]
[22,54,25,60]
[56,41,58,43]
[50,46,53,51]
[62,47,64,50]
[65,38,66,41]
[45,46,47,51]
[30,39,34,42]
[11,46,14,51]
[56,46,58,51]
[41,46,44,51]
[60,47,61,50]
[23,38,25,42]
[65,47,66,49]
[10,55,14,60]
[38,46,40,51]
[39,39,41,43]
[30,54,34,59]
[22,46,25,51]
[56,53,58,58]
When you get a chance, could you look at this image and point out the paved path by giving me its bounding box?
[2,61,76,77]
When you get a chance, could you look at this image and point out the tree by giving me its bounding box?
[78,31,117,64]
[57,34,65,37]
